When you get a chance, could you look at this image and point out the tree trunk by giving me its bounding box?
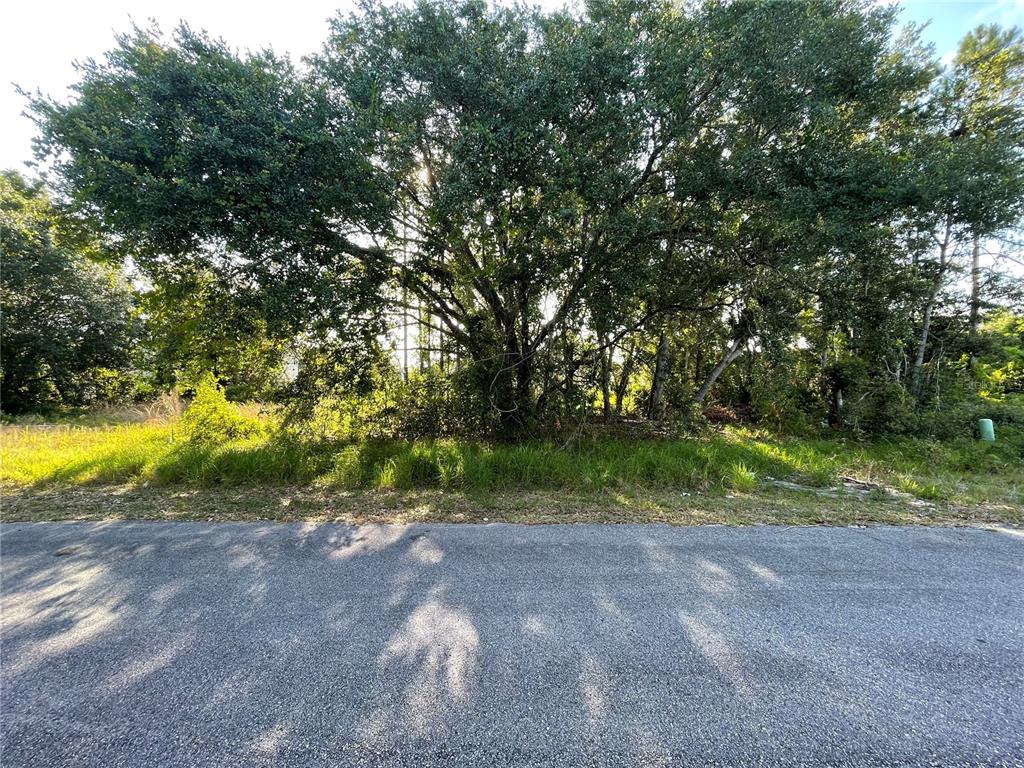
[646,333,670,421]
[599,335,612,422]
[911,223,951,396]
[693,336,745,405]
[513,350,534,430]
[614,341,636,415]
[492,359,518,435]
[969,235,982,355]
[418,306,431,372]
[911,295,936,397]
[489,328,532,436]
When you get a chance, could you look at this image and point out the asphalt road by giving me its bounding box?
[1,521,1022,767]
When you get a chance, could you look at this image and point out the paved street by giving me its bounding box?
[1,521,1022,767]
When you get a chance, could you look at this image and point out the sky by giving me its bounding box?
[1,0,1022,173]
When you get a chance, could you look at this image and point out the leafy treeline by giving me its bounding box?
[0,172,136,412]
[8,0,1024,436]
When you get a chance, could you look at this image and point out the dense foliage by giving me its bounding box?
[0,171,137,413]
[11,0,1024,438]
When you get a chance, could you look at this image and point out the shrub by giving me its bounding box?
[914,398,1024,441]
[391,366,498,438]
[833,380,915,437]
[749,366,817,435]
[179,373,265,444]
[285,365,498,442]
[285,390,391,442]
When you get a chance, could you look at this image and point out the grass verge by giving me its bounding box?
[1,421,1020,525]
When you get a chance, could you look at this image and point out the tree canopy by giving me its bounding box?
[22,0,1024,434]
[1,171,137,412]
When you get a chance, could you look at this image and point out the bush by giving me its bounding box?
[392,366,499,438]
[285,365,498,442]
[915,398,1024,441]
[285,390,391,442]
[837,381,917,437]
[749,364,818,435]
[179,373,265,444]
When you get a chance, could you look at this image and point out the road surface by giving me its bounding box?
[2,521,1022,767]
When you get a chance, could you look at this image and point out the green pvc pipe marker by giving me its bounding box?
[978,418,996,442]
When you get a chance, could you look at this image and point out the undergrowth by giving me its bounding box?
[2,414,1021,506]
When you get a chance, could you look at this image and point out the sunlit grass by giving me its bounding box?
[1,420,1021,506]
[0,424,175,486]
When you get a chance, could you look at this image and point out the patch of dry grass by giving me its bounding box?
[3,485,1020,528]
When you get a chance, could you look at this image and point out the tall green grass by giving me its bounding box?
[1,421,1021,504]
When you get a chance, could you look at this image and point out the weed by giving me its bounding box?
[2,418,1021,508]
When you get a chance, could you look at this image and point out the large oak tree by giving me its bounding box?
[29,0,960,431]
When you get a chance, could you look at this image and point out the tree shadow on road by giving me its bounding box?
[2,522,1021,766]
